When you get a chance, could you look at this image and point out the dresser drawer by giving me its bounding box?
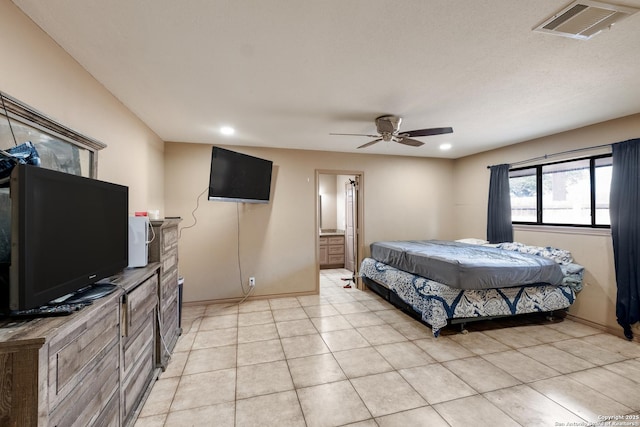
[162,293,179,336]
[161,225,178,254]
[48,298,119,410]
[328,245,344,255]
[49,342,119,427]
[161,267,179,307]
[124,274,158,335]
[328,254,345,264]
[121,325,155,424]
[162,248,178,276]
[319,236,328,246]
[122,311,154,376]
[157,292,179,367]
[327,236,344,245]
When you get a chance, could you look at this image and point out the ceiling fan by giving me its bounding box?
[330,115,453,149]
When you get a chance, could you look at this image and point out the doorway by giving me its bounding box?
[317,170,364,289]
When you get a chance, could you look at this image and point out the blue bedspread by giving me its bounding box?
[360,257,578,337]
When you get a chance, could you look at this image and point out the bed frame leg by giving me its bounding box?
[459,323,469,335]
[546,312,555,322]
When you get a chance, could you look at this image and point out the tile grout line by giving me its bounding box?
[137,270,640,426]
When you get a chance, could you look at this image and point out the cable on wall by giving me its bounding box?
[178,186,208,240]
[236,202,253,298]
[177,187,254,315]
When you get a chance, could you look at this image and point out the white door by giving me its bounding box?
[345,178,356,272]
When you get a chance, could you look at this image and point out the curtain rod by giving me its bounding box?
[486,142,612,169]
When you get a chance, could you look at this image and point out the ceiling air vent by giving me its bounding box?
[534,0,640,40]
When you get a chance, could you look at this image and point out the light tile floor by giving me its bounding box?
[135,269,640,427]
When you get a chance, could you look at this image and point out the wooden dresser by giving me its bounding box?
[0,264,161,427]
[319,233,345,269]
[149,219,181,368]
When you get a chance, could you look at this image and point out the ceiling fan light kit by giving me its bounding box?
[330,115,453,149]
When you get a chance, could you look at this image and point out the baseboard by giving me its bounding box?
[183,289,319,307]
[566,314,640,343]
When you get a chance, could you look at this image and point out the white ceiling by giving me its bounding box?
[12,0,640,158]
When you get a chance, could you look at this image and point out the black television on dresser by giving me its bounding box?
[0,164,128,313]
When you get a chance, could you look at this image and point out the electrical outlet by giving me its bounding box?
[249,277,256,288]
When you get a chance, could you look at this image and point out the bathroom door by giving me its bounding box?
[345,178,357,272]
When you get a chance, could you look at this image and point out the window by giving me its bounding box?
[509,154,611,227]
[510,167,537,222]
[594,156,612,225]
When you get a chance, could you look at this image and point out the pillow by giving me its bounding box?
[455,238,489,245]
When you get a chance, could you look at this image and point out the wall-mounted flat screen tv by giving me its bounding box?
[208,146,273,204]
[1,164,128,312]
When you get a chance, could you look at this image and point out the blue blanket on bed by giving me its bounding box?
[360,257,578,337]
[370,240,565,290]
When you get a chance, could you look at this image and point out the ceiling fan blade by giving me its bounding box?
[357,138,382,149]
[330,133,380,138]
[402,127,453,137]
[397,137,424,147]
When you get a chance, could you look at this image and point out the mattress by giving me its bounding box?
[370,240,565,290]
[360,257,577,337]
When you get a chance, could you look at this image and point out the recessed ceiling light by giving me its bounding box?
[439,143,452,150]
[220,126,235,136]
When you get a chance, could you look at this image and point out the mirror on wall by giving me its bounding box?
[0,92,105,178]
[318,173,355,232]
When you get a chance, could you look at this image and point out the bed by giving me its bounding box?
[360,240,584,337]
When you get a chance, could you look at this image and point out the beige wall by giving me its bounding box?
[452,113,640,338]
[164,142,454,303]
[0,0,164,214]
[318,174,337,230]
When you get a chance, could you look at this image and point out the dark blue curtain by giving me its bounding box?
[487,164,513,244]
[610,138,640,340]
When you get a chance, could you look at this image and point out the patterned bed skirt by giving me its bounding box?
[360,258,575,337]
